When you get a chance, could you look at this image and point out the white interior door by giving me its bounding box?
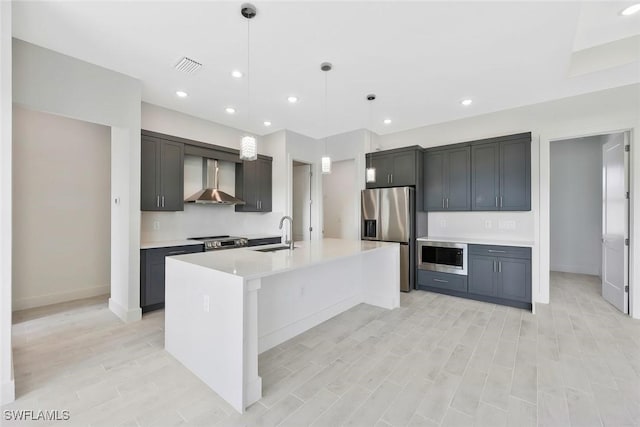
[602,133,629,313]
[292,163,311,241]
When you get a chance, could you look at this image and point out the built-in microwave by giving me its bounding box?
[417,240,468,276]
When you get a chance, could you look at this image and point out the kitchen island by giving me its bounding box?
[164,238,400,413]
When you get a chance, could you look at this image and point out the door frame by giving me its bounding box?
[546,129,633,315]
[291,160,313,241]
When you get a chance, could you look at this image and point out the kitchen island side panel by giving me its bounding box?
[164,258,246,413]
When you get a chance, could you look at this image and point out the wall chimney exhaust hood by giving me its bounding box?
[185,159,246,205]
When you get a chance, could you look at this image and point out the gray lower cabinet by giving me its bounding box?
[141,135,184,212]
[468,244,532,308]
[417,270,467,293]
[423,146,470,211]
[235,157,273,212]
[471,133,531,211]
[140,244,204,313]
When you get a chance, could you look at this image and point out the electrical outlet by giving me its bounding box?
[153,221,160,230]
[203,295,210,313]
[498,220,516,230]
[484,220,492,229]
[439,219,447,228]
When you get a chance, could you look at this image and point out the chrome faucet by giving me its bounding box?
[279,216,294,250]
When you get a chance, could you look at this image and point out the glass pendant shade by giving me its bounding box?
[240,136,257,160]
[321,156,332,174]
[365,167,376,183]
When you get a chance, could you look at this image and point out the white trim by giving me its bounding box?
[109,297,142,323]
[1,379,15,405]
[12,285,110,312]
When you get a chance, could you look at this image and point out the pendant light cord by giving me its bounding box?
[324,70,328,155]
[247,18,251,128]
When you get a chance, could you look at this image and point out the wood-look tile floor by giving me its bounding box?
[3,272,640,426]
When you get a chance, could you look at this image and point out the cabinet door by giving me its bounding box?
[468,255,498,297]
[390,151,416,186]
[445,147,471,210]
[500,139,531,211]
[366,154,391,188]
[235,160,259,212]
[471,143,500,211]
[259,158,272,212]
[145,259,166,306]
[141,138,159,211]
[498,257,531,302]
[423,151,446,211]
[159,141,184,211]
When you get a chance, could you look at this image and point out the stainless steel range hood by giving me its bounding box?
[185,159,246,205]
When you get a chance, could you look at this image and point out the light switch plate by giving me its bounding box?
[484,220,492,229]
[498,220,516,230]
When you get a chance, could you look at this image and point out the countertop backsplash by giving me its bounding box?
[141,204,284,242]
[427,211,534,243]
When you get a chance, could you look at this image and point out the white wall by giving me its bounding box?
[12,39,142,323]
[12,107,111,310]
[140,104,282,242]
[376,83,640,317]
[323,159,359,240]
[292,163,311,241]
[550,136,604,276]
[0,0,14,406]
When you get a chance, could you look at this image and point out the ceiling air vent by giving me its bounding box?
[174,57,202,73]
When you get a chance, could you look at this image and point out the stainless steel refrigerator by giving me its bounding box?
[361,187,415,292]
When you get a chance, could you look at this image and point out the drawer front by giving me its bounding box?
[417,270,467,292]
[468,244,531,259]
[248,237,281,247]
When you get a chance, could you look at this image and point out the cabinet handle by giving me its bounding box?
[499,261,502,273]
[495,196,498,207]
[493,260,496,272]
[157,196,160,207]
[161,196,165,207]
[442,198,445,209]
[433,278,448,283]
[500,196,503,208]
[446,198,449,209]
[167,250,187,256]
[488,250,507,253]
[390,174,393,184]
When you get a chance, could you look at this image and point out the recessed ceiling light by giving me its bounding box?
[225,107,236,114]
[461,99,473,106]
[231,70,243,78]
[383,119,392,125]
[287,96,299,103]
[176,90,188,98]
[621,3,640,15]
[263,121,272,127]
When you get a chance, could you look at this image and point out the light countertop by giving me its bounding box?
[417,236,534,247]
[168,238,398,280]
[140,240,205,250]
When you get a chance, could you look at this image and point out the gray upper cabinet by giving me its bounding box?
[141,135,184,212]
[423,146,470,211]
[235,156,273,212]
[471,133,531,211]
[365,146,422,188]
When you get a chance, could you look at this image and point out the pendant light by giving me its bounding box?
[365,94,377,183]
[321,62,332,174]
[239,4,257,161]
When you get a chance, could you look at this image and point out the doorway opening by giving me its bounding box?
[292,161,312,241]
[549,131,630,314]
[322,159,358,240]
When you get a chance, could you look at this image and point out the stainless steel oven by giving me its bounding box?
[417,240,467,275]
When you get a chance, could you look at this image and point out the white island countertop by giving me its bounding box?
[418,236,534,247]
[172,238,398,280]
[140,239,205,250]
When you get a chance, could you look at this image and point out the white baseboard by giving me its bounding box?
[550,264,600,276]
[12,285,110,311]
[1,379,15,405]
[108,298,142,323]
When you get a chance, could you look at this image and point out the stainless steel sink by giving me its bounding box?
[256,245,296,253]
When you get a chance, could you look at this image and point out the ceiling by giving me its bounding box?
[11,1,640,139]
